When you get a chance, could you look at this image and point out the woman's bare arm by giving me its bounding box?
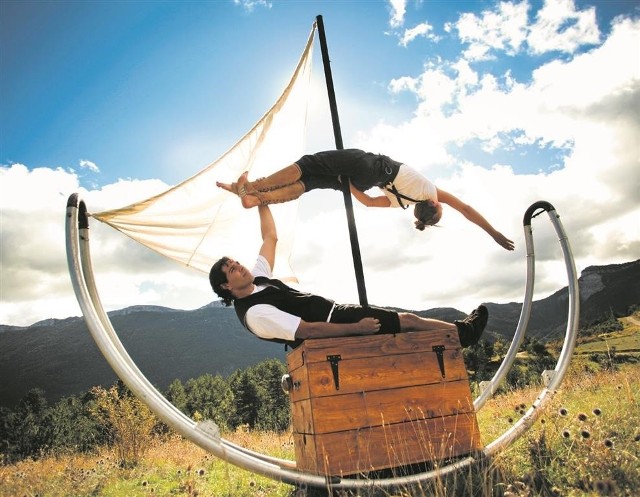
[349,182,391,207]
[437,188,515,251]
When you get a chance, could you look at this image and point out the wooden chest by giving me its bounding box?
[285,330,481,476]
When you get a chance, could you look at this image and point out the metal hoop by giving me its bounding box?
[66,195,579,490]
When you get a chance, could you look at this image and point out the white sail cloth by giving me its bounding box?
[92,25,317,282]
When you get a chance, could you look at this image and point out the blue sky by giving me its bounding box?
[3,0,630,182]
[1,0,639,326]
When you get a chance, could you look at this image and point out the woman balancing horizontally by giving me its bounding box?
[217,149,514,251]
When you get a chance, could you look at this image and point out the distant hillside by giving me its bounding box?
[0,303,284,409]
[0,259,637,408]
[414,260,639,343]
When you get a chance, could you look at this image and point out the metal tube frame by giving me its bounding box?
[66,195,579,490]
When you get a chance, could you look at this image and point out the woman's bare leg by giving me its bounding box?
[216,164,301,195]
[239,181,305,208]
[250,164,302,192]
[220,170,304,208]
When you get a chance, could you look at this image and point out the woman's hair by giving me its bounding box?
[209,256,235,306]
[414,200,441,231]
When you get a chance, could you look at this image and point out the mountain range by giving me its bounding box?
[1,259,637,409]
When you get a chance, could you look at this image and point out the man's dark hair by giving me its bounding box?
[209,256,235,306]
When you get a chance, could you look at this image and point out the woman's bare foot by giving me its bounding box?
[216,172,261,207]
[216,171,248,195]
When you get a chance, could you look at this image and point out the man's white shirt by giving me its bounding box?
[244,255,301,342]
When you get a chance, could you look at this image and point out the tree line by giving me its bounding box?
[4,320,631,468]
[0,358,289,466]
[0,339,555,466]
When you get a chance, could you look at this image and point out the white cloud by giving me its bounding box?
[342,15,640,311]
[233,0,272,12]
[456,0,530,61]
[388,0,407,28]
[79,159,99,173]
[453,0,600,61]
[388,58,477,116]
[0,164,210,326]
[528,0,600,54]
[400,22,437,47]
[1,8,638,328]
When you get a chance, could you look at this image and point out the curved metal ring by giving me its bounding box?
[66,195,579,490]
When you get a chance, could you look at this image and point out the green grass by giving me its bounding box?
[2,317,639,497]
[476,363,639,496]
[573,315,640,355]
[0,430,295,497]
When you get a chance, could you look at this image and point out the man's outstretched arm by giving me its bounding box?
[295,318,381,339]
[258,205,278,270]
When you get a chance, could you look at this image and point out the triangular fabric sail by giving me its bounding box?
[92,25,316,282]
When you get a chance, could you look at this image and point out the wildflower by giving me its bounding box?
[593,408,602,416]
[581,430,591,439]
[577,412,588,422]
[559,408,568,416]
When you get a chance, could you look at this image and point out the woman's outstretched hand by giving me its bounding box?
[493,232,515,251]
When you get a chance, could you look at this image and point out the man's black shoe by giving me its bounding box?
[455,305,488,348]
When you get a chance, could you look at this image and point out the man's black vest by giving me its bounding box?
[233,276,334,346]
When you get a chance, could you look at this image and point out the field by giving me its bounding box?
[572,315,640,356]
[1,319,639,497]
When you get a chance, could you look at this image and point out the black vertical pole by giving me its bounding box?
[316,14,368,307]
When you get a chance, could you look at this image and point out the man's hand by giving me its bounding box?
[355,317,381,334]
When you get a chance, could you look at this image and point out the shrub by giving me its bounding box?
[89,382,157,467]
